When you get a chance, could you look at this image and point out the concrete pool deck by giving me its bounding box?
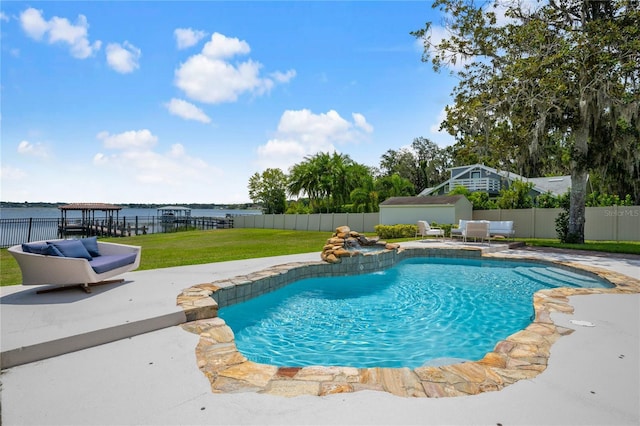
[1,242,639,425]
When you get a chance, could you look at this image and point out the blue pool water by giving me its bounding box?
[218,257,611,369]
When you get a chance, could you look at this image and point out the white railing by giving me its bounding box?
[452,178,501,193]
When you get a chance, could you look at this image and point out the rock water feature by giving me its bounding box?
[320,225,399,263]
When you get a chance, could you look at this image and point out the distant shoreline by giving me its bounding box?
[0,202,259,210]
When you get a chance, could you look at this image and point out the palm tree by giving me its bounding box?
[350,173,379,212]
[288,152,373,213]
[287,153,329,211]
[376,173,415,203]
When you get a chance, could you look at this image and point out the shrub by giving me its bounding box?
[554,192,581,243]
[439,223,453,237]
[535,192,560,208]
[375,222,452,238]
[374,224,416,239]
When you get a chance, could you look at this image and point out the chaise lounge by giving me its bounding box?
[8,237,141,294]
[416,220,445,240]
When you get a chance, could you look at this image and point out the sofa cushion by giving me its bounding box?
[48,239,93,260]
[89,253,137,274]
[80,236,101,257]
[22,242,63,256]
[489,221,514,234]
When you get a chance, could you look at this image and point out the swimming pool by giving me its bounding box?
[218,257,611,369]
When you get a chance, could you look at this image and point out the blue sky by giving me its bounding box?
[1,1,458,204]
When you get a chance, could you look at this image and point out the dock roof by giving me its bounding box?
[58,203,122,211]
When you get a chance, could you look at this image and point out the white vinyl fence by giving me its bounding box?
[233,206,640,241]
[472,206,640,241]
[233,213,380,234]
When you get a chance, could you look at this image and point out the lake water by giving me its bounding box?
[0,207,262,247]
[0,207,262,220]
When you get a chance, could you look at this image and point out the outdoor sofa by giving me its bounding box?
[451,219,515,242]
[488,220,516,240]
[8,237,141,293]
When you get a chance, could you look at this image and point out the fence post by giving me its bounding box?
[27,217,33,242]
[531,207,536,239]
[614,205,618,242]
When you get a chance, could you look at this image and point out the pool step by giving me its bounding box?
[514,267,562,288]
[542,266,601,283]
[514,266,599,288]
[533,266,603,288]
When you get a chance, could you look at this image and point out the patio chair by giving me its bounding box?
[463,220,490,244]
[415,220,445,240]
[450,219,469,240]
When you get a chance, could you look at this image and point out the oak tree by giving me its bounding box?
[413,0,639,242]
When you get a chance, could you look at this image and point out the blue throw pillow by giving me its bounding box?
[48,239,93,260]
[80,236,101,257]
[22,242,63,256]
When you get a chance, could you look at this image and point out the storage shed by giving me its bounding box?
[379,195,472,225]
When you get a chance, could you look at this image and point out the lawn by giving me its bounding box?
[521,239,640,255]
[1,229,638,286]
[0,229,330,286]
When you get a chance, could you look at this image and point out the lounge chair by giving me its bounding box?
[450,219,469,240]
[415,220,445,240]
[463,221,490,244]
[8,238,141,293]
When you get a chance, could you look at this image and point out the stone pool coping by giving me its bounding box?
[175,245,640,398]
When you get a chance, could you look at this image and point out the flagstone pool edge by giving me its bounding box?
[176,247,640,398]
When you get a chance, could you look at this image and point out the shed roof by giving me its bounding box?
[379,195,466,206]
[58,203,122,211]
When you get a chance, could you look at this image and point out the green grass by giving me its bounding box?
[2,229,638,287]
[518,239,640,255]
[0,229,329,287]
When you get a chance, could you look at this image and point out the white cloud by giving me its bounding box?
[174,32,295,104]
[270,70,297,84]
[19,7,101,59]
[17,140,49,158]
[93,129,219,190]
[429,108,447,135]
[352,113,373,133]
[256,109,373,172]
[202,32,250,59]
[164,98,211,123]
[277,109,350,140]
[174,27,207,49]
[97,129,157,150]
[19,8,48,40]
[429,107,455,147]
[1,12,10,22]
[0,165,27,180]
[175,54,260,103]
[169,143,186,157]
[106,41,141,73]
[93,152,108,165]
